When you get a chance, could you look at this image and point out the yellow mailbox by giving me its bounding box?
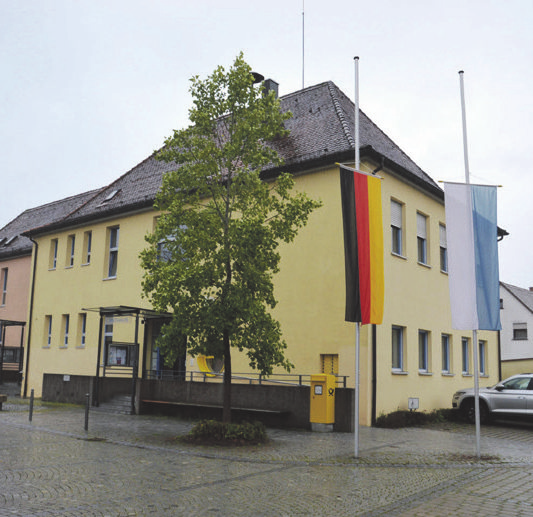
[310,374,335,424]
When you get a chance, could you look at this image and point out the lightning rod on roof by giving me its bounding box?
[302,1,305,89]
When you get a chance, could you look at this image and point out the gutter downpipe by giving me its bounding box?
[23,236,38,399]
[371,324,377,426]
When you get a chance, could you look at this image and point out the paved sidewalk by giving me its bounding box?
[1,394,533,516]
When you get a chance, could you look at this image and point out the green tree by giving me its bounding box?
[140,54,321,422]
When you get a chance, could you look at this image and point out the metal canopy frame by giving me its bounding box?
[82,305,172,320]
[0,319,26,384]
[85,306,172,410]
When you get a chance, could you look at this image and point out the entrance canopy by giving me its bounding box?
[0,319,26,384]
[0,319,26,327]
[82,305,172,321]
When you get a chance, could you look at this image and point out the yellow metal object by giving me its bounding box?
[310,374,335,424]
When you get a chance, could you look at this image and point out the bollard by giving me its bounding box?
[29,388,34,422]
[84,393,89,431]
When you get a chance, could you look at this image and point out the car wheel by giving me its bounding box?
[462,399,490,424]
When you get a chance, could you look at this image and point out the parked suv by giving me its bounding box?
[452,373,533,424]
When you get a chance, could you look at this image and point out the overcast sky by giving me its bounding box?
[1,0,531,288]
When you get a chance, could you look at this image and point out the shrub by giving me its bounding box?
[375,408,456,428]
[183,420,268,445]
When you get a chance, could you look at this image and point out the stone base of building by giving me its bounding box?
[311,422,334,433]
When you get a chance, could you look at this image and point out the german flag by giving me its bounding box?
[340,167,384,324]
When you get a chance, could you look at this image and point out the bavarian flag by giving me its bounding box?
[444,182,501,331]
[340,166,384,324]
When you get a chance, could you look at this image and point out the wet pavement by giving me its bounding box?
[1,385,533,516]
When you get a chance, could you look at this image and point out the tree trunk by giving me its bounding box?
[222,328,232,423]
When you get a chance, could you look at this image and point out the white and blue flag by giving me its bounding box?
[444,182,501,331]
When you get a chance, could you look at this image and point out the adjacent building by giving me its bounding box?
[500,281,533,378]
[0,190,100,383]
[21,81,502,424]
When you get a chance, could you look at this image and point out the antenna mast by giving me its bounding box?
[302,1,305,89]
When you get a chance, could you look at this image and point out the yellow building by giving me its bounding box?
[23,81,502,424]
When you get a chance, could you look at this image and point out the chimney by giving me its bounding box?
[263,78,279,98]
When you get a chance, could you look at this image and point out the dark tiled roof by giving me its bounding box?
[501,282,533,314]
[29,81,442,235]
[0,189,102,259]
[269,82,441,196]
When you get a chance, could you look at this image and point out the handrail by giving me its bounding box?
[144,369,348,387]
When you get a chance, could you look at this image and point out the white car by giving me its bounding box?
[452,374,533,424]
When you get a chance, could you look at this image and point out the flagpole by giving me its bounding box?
[354,56,360,458]
[459,70,481,459]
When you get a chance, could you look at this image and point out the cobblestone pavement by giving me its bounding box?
[2,392,533,516]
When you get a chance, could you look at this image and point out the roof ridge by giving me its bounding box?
[0,187,103,234]
[500,281,533,314]
[279,81,332,102]
[326,81,355,149]
[358,107,436,185]
[52,186,106,225]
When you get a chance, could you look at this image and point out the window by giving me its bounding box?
[104,317,114,360]
[83,231,92,265]
[320,354,339,375]
[45,315,52,347]
[479,340,487,375]
[418,330,430,372]
[417,213,428,264]
[513,323,528,340]
[2,348,21,364]
[103,319,136,366]
[62,314,70,347]
[79,313,87,347]
[107,227,119,278]
[439,224,448,272]
[392,325,405,371]
[441,334,451,373]
[103,189,120,202]
[391,200,403,255]
[157,237,173,262]
[108,345,133,366]
[49,239,58,269]
[462,337,470,374]
[1,268,7,305]
[66,235,75,267]
[157,225,187,262]
[501,376,531,390]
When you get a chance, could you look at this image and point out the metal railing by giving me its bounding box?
[144,369,348,388]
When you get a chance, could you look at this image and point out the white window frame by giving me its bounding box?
[62,314,70,347]
[441,334,451,374]
[1,268,7,306]
[107,227,119,278]
[392,325,405,372]
[45,315,53,347]
[67,235,75,267]
[416,212,428,265]
[479,340,487,375]
[439,224,448,272]
[418,330,429,373]
[83,231,92,265]
[391,200,403,256]
[513,322,528,341]
[462,337,470,374]
[50,239,58,270]
[79,313,87,347]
